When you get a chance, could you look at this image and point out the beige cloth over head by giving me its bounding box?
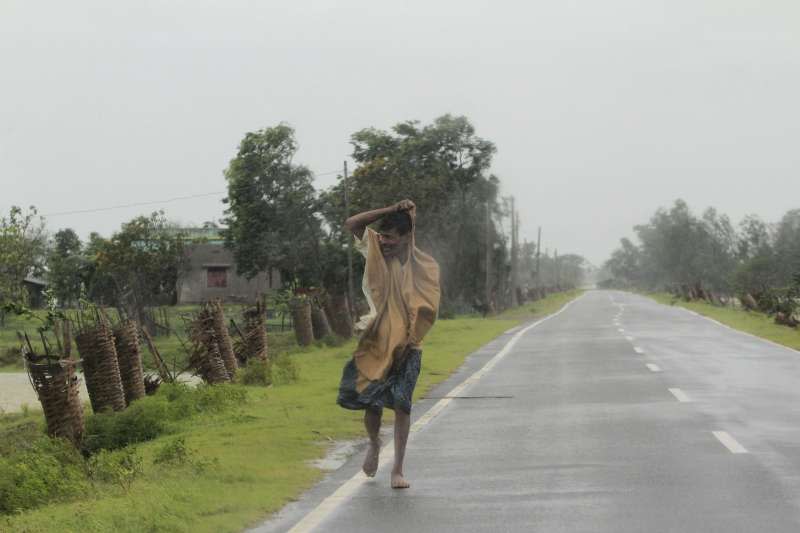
[352,210,440,393]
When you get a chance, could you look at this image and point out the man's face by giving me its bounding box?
[378,229,410,259]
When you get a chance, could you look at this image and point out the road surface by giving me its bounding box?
[255,290,800,532]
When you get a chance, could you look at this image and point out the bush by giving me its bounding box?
[318,334,347,348]
[84,396,169,454]
[165,383,247,416]
[153,436,191,466]
[0,437,89,514]
[87,448,143,492]
[272,354,299,385]
[238,359,272,386]
[152,436,218,474]
[0,346,21,366]
[83,383,247,454]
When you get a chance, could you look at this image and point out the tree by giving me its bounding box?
[93,211,187,320]
[82,232,116,304]
[737,215,773,261]
[696,207,737,292]
[0,205,47,310]
[330,114,500,311]
[772,209,800,286]
[604,238,642,286]
[222,124,322,288]
[47,228,85,306]
[556,254,588,288]
[606,202,800,305]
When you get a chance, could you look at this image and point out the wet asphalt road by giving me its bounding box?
[253,290,800,532]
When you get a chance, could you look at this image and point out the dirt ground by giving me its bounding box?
[0,373,202,413]
[0,372,90,413]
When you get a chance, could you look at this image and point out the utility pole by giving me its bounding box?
[485,201,491,312]
[510,196,518,307]
[535,226,542,290]
[343,161,355,317]
[555,248,560,289]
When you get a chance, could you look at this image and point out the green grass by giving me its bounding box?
[647,292,800,351]
[1,290,582,533]
[495,289,584,321]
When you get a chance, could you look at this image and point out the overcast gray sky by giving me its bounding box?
[2,1,799,266]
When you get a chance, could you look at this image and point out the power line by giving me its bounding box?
[42,191,227,217]
[41,168,343,217]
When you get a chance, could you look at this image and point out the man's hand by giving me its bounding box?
[344,199,416,239]
[395,199,415,212]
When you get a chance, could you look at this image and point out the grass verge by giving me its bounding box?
[647,292,800,351]
[1,290,582,533]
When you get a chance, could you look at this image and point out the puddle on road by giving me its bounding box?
[311,440,362,471]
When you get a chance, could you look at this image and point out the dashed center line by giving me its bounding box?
[668,388,691,402]
[713,431,748,454]
[618,328,625,333]
[646,363,661,372]
[625,336,634,342]
[633,346,644,354]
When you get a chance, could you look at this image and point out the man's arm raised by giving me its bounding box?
[344,199,415,240]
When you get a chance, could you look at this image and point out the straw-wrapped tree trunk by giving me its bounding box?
[210,301,238,377]
[188,306,231,384]
[310,301,332,340]
[113,320,146,404]
[76,320,126,413]
[25,352,84,447]
[238,301,268,363]
[323,292,353,339]
[290,298,314,346]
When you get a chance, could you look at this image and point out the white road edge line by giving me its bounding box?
[682,307,800,356]
[646,363,661,372]
[668,388,691,402]
[286,294,586,533]
[633,346,645,354]
[713,431,748,454]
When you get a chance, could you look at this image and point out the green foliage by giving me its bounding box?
[318,334,347,348]
[161,383,247,417]
[90,211,187,308]
[153,436,218,474]
[334,114,501,308]
[606,200,759,294]
[47,228,86,306]
[272,353,300,385]
[772,209,800,286]
[237,359,272,386]
[0,437,89,514]
[0,205,46,310]
[606,202,800,323]
[84,397,169,454]
[222,124,322,287]
[83,383,247,453]
[87,448,143,492]
[153,436,191,466]
[0,346,21,366]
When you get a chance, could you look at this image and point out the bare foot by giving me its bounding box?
[391,472,410,489]
[362,440,380,477]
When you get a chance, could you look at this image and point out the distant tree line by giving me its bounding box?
[603,199,800,325]
[222,115,588,315]
[2,114,589,318]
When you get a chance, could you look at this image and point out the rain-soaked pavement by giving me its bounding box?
[251,290,800,533]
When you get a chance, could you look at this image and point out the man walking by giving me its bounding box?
[337,199,441,489]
